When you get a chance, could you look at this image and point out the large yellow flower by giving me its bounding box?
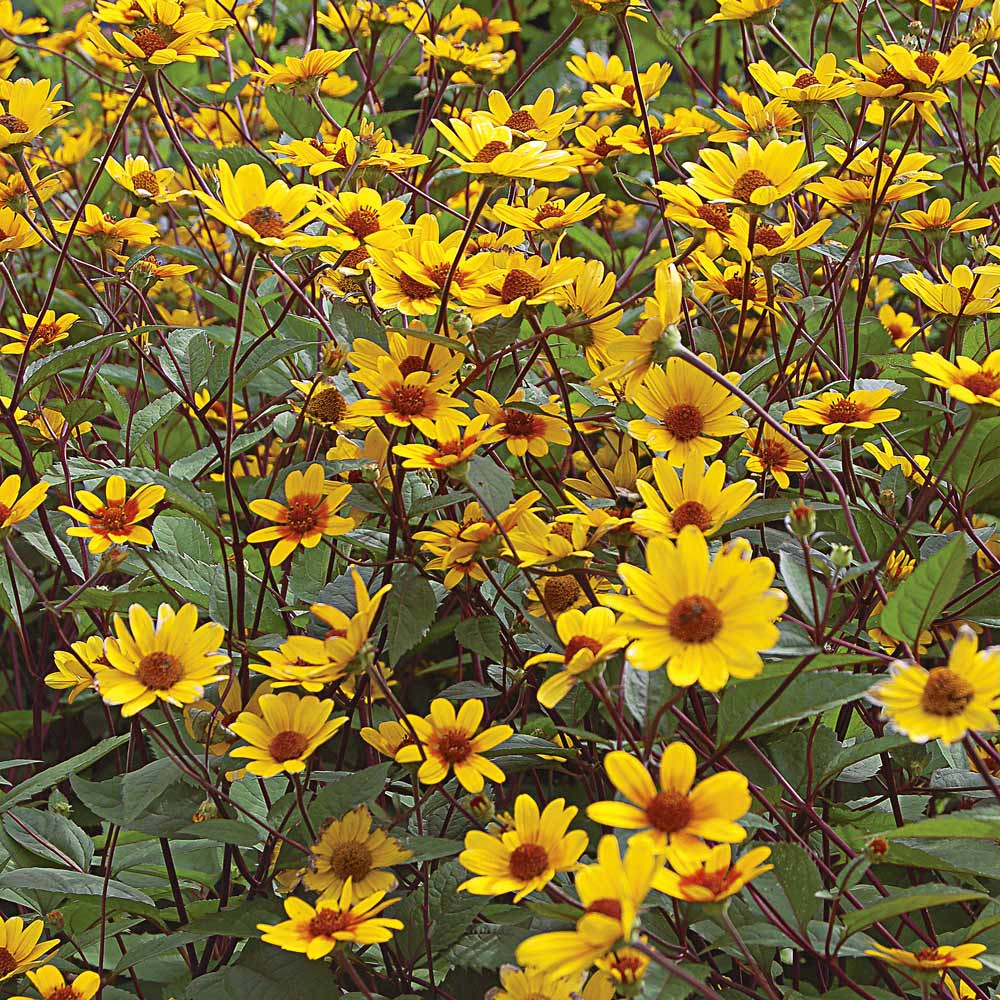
[10,964,101,1000]
[0,309,78,355]
[901,265,1000,316]
[0,78,68,149]
[587,744,750,853]
[654,843,772,902]
[45,635,106,704]
[349,357,469,433]
[473,390,571,458]
[0,917,58,983]
[911,350,1000,406]
[784,388,900,435]
[605,527,786,690]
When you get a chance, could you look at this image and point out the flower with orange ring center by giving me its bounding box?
[59,474,165,554]
[783,388,901,435]
[655,843,773,903]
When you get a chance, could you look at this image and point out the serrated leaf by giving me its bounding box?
[266,90,323,138]
[770,842,823,930]
[455,617,504,661]
[384,564,437,662]
[19,331,136,396]
[465,454,514,513]
[0,868,154,907]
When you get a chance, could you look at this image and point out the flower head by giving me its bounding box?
[60,475,165,553]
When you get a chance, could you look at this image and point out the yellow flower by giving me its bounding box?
[912,349,1000,406]
[247,463,354,566]
[605,527,786,690]
[0,309,77,355]
[254,47,356,94]
[433,116,580,182]
[748,54,854,104]
[869,628,1000,744]
[783,388,900,435]
[94,603,229,717]
[304,805,413,899]
[59,474,165,553]
[183,680,272,764]
[490,966,592,1000]
[901,265,1000,316]
[866,943,986,974]
[655,843,772,901]
[0,473,48,530]
[459,794,588,901]
[710,94,800,145]
[479,89,576,141]
[0,205,42,251]
[54,204,158,248]
[394,414,504,472]
[463,252,582,323]
[360,719,416,758]
[0,78,68,149]
[526,607,627,708]
[894,198,989,237]
[289,378,366,432]
[492,188,604,233]
[862,435,930,483]
[192,161,325,253]
[878,303,919,347]
[395,697,513,792]
[707,0,783,20]
[0,917,58,982]
[45,635,105,703]
[189,387,248,428]
[632,455,757,538]
[316,187,408,253]
[581,63,672,115]
[10,964,101,1000]
[587,744,750,853]
[349,357,469,433]
[105,154,180,204]
[473,390,571,458]
[850,42,982,103]
[741,424,808,488]
[727,207,831,260]
[0,0,47,35]
[627,356,748,466]
[257,880,402,957]
[230,691,347,776]
[250,636,346,692]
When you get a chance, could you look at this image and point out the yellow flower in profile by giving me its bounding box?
[783,388,900,435]
[911,350,1000,407]
[480,88,576,141]
[0,309,78,355]
[459,794,589,901]
[257,880,402,957]
[632,455,757,538]
[360,719,415,758]
[0,206,43,251]
[395,697,513,792]
[254,47,356,94]
[605,527,786,690]
[748,54,855,104]
[394,414,504,472]
[627,356,748,466]
[11,964,101,1000]
[230,691,347,777]
[707,0,783,20]
[862,436,930,484]
[105,154,180,204]
[53,205,158,248]
[304,805,413,899]
[0,917,58,982]
[473,390,571,458]
[59,475,165,553]
[94,603,229,717]
[901,265,1000,316]
[684,139,823,208]
[587,744,750,853]
[0,78,69,149]
[866,943,986,975]
[741,424,808,488]
[247,463,354,566]
[0,473,48,530]
[655,843,772,902]
[878,303,919,347]
[189,388,248,428]
[433,116,580,182]
[869,628,1000,744]
[193,161,325,253]
[492,188,604,233]
[893,198,989,237]
[526,606,627,708]
[45,635,105,703]
[0,0,47,35]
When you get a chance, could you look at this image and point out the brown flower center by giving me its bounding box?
[270,729,310,762]
[0,114,29,134]
[645,788,694,832]
[49,988,80,1000]
[793,72,820,87]
[505,110,538,131]
[284,496,321,534]
[500,268,542,304]
[502,407,543,437]
[343,208,381,238]
[963,371,1000,398]
[0,947,19,976]
[696,203,731,231]
[534,204,565,224]
[542,574,582,614]
[754,225,784,250]
[825,398,862,423]
[0,502,11,521]
[131,169,160,196]
[398,273,438,299]
[341,247,369,269]
[131,25,171,57]
[136,651,183,690]
[473,140,511,163]
[670,500,714,533]
[391,384,428,416]
[915,53,940,76]
[308,907,350,936]
[660,403,705,442]
[756,439,789,467]
[915,947,943,963]
[306,386,348,424]
[508,842,549,880]
[874,66,907,88]
[564,634,603,662]
[685,867,731,895]
[620,84,636,106]
[241,206,286,239]
[397,355,430,377]
[731,169,772,202]
[667,595,723,644]
[434,728,473,763]
[587,898,622,919]
[329,841,373,880]
[98,503,132,532]
[920,667,974,717]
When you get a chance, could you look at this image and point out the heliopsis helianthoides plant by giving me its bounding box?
[11,0,1000,993]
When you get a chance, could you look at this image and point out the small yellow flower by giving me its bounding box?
[0,309,78,355]
[866,943,986,975]
[911,350,1000,406]
[654,843,772,902]
[10,964,101,1000]
[59,475,165,553]
[783,388,900,435]
[0,473,48,530]
[741,424,808,488]
[0,917,58,983]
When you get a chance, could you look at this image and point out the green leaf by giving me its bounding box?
[770,842,823,930]
[455,617,504,661]
[465,454,514,513]
[0,868,155,907]
[176,819,261,846]
[128,393,180,452]
[879,535,966,645]
[622,663,671,735]
[395,860,485,961]
[168,427,271,481]
[20,331,135,396]
[384,565,438,662]
[306,763,392,827]
[266,90,323,138]
[182,941,339,998]
[841,885,988,938]
[817,735,912,788]
[402,835,462,863]
[882,815,1000,840]
[3,808,94,870]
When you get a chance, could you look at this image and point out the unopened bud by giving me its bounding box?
[97,546,129,573]
[971,234,990,264]
[879,488,896,514]
[830,543,854,569]
[866,836,889,860]
[321,341,347,374]
[360,461,381,484]
[48,789,72,817]
[465,793,495,823]
[46,910,65,932]
[192,798,220,823]
[787,502,816,539]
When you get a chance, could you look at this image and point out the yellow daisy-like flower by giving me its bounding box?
[0,917,58,983]
[684,138,824,209]
[492,188,604,233]
[10,964,101,1000]
[459,794,589,901]
[189,387,248,428]
[316,187,408,253]
[654,843,773,902]
[491,966,598,1000]
[360,719,416,758]
[105,154,180,204]
[479,89,576,141]
[394,413,504,472]
[706,0,783,20]
[59,474,165,554]
[911,350,1000,406]
[254,47,356,94]
[473,390,571,458]
[433,117,580,183]
[94,603,229,717]
[878,303,919,347]
[289,378,366,432]
[462,252,582,323]
[395,697,513,793]
[632,455,757,538]
[893,197,989,237]
[0,473,48,530]
[0,309,78,355]
[866,943,986,974]
[230,691,347,777]
[526,606,628,708]
[0,78,69,149]
[304,805,413,899]
[783,388,900,435]
[257,880,402,958]
[246,463,354,566]
[250,636,346,692]
[587,744,750,853]
[900,265,1000,316]
[53,205,158,248]
[45,635,106,703]
[748,54,855,104]
[605,526,786,690]
[741,424,808,489]
[869,628,1000,744]
[627,356,748,466]
[193,161,325,253]
[862,436,930,484]
[0,206,41,252]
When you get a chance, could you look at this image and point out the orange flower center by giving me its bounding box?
[754,225,784,250]
[667,595,723,644]
[587,898,622,919]
[500,268,542,303]
[329,841,373,880]
[433,727,473,763]
[427,262,456,287]
[285,496,322,535]
[305,386,348,424]
[731,169,771,202]
[963,371,1000,398]
[825,398,863,423]
[756,439,789,467]
[660,403,705,442]
[502,407,544,437]
[696,203,731,231]
[508,842,549,880]
[131,25,172,56]
[0,114,28,134]
[308,907,351,936]
[131,169,160,196]
[670,500,714,533]
[683,866,732,896]
[920,667,974,717]
[136,651,183,690]
[534,204,565,224]
[98,502,133,532]
[473,140,510,163]
[49,988,80,1000]
[397,355,431,376]
[564,634,603,662]
[505,110,537,131]
[646,788,694,832]
[542,574,582,614]
[241,206,286,239]
[793,72,820,86]
[915,947,944,963]
[0,502,11,521]
[914,53,940,76]
[874,66,907,88]
[270,729,310,762]
[391,384,429,416]
[343,207,381,238]
[398,273,438,299]
[0,947,19,976]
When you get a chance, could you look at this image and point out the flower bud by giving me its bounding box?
[786,502,815,539]
[830,543,853,569]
